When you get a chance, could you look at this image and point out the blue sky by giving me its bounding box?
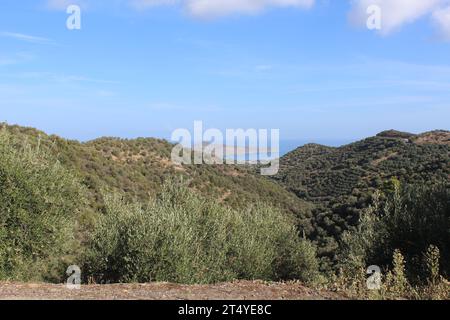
[0,0,449,147]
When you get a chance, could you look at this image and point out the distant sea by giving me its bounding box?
[167,137,354,161]
[225,139,353,162]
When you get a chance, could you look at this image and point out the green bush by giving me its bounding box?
[0,130,85,281]
[339,182,450,283]
[84,181,319,284]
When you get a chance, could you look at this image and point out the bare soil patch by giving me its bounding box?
[0,281,343,300]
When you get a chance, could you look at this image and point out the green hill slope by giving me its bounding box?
[2,124,448,270]
[274,130,450,265]
[0,123,312,226]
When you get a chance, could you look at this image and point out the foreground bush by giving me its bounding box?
[84,182,319,284]
[339,182,449,281]
[334,182,449,299]
[0,130,84,281]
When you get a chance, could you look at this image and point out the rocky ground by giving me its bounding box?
[0,280,344,300]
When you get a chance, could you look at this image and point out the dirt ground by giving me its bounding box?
[0,280,344,300]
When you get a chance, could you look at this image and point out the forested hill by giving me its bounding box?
[276,130,449,201]
[2,123,448,268]
[0,123,311,222]
[273,130,449,263]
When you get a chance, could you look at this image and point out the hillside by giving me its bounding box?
[2,124,448,259]
[0,123,312,225]
[277,130,449,200]
[0,124,448,298]
[274,130,450,264]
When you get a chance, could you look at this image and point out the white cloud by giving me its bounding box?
[185,0,315,19]
[44,0,450,39]
[46,0,314,17]
[349,0,450,37]
[47,0,85,10]
[433,6,450,40]
[129,0,179,10]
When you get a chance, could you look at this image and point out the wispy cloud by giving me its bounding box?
[0,58,17,66]
[55,75,120,84]
[0,52,35,66]
[349,0,450,39]
[96,90,117,97]
[0,31,54,45]
[129,0,179,11]
[0,71,120,84]
[147,102,224,112]
[289,57,450,94]
[46,0,87,10]
[255,64,274,72]
[183,0,315,19]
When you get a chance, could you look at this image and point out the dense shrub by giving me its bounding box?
[339,182,450,282]
[0,130,85,281]
[84,182,319,284]
[276,134,450,266]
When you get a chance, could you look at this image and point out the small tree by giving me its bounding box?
[0,130,85,281]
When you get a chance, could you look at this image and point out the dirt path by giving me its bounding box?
[0,281,343,300]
